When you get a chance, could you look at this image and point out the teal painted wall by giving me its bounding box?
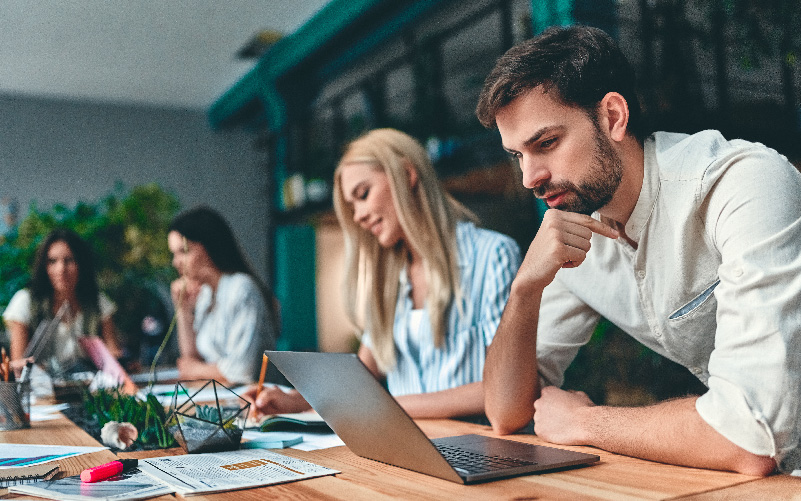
[531,0,574,34]
[274,224,318,351]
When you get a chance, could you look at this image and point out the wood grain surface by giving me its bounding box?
[2,413,786,500]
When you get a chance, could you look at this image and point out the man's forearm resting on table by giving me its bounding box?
[483,284,776,475]
[534,391,776,476]
[483,285,542,434]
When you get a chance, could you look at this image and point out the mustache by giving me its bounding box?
[532,180,576,198]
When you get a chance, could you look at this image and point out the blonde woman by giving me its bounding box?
[245,128,521,418]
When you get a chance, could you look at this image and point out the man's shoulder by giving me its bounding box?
[653,129,727,167]
[652,130,787,180]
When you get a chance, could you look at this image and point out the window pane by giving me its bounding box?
[441,10,504,132]
[384,64,415,131]
[341,89,371,140]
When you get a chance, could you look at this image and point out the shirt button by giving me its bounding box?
[637,270,646,279]
[733,268,743,277]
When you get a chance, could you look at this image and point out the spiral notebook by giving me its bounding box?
[0,462,60,488]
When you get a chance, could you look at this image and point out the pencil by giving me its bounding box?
[1,347,8,382]
[255,354,269,401]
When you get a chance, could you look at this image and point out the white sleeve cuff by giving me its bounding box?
[696,376,776,458]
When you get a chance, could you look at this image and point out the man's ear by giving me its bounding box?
[600,92,630,142]
[403,160,419,189]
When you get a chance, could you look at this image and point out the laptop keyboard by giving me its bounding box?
[435,444,537,475]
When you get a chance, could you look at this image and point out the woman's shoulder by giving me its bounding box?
[2,289,33,323]
[219,273,263,299]
[456,221,521,258]
[98,292,116,318]
[8,288,32,302]
[221,272,258,287]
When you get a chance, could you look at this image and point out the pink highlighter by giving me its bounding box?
[80,459,138,483]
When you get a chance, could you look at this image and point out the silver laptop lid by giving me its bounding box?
[265,350,463,482]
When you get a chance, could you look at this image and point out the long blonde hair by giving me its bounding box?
[333,128,477,372]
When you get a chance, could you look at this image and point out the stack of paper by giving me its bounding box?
[9,470,174,501]
[138,449,339,496]
[0,444,107,467]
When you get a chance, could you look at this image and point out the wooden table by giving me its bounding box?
[2,414,799,500]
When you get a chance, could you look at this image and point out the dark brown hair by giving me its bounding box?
[476,25,645,142]
[169,205,280,330]
[30,228,101,334]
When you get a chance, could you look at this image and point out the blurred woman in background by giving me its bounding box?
[246,128,521,418]
[3,228,122,372]
[168,206,278,385]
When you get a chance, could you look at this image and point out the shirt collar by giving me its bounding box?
[620,135,660,244]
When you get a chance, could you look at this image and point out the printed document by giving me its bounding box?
[139,448,339,495]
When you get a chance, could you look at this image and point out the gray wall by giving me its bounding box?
[0,94,269,279]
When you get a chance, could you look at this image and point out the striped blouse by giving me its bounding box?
[364,221,521,396]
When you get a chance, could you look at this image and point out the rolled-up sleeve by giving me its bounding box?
[697,149,801,471]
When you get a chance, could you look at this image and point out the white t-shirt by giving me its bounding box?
[3,289,116,369]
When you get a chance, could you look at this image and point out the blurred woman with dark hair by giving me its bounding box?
[3,228,122,371]
[167,205,278,385]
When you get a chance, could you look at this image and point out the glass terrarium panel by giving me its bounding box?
[167,379,249,454]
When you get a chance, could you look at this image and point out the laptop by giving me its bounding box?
[265,350,599,484]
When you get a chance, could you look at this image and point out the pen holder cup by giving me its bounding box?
[166,379,249,454]
[0,380,31,430]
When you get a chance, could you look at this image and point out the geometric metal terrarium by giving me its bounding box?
[166,379,250,454]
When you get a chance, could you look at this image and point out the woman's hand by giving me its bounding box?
[241,385,311,418]
[10,357,34,378]
[170,277,202,315]
[176,356,229,385]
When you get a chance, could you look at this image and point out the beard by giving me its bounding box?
[534,123,623,215]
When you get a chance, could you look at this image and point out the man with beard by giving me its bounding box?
[476,25,801,475]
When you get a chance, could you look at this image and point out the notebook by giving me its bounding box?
[256,411,331,432]
[265,350,600,484]
[0,463,60,488]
